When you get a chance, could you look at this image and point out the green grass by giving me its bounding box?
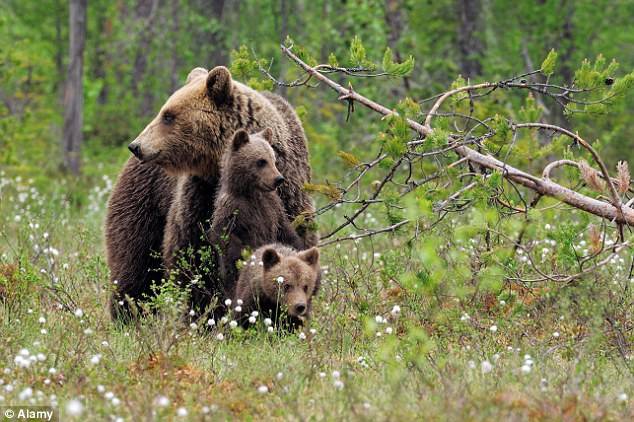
[0,170,632,421]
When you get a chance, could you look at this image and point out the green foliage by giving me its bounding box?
[380,113,410,158]
[611,72,634,98]
[426,128,449,149]
[328,52,339,68]
[229,45,274,91]
[518,93,541,122]
[541,48,558,77]
[486,170,503,190]
[574,55,619,90]
[336,150,361,167]
[382,47,415,76]
[488,114,511,150]
[303,182,342,200]
[383,192,404,225]
[348,36,376,70]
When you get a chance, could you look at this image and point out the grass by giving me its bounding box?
[0,169,632,421]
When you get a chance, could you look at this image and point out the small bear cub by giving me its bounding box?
[207,128,304,293]
[234,243,320,326]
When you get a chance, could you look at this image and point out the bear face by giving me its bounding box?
[259,246,320,319]
[127,66,240,177]
[221,128,285,196]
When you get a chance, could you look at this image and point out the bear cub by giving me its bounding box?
[234,243,320,326]
[207,128,305,294]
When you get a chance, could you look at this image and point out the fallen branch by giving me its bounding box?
[281,44,634,226]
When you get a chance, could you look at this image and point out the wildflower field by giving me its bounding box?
[1,161,633,420]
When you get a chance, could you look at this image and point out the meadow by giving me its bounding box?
[0,156,633,420]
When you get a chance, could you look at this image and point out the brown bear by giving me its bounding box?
[233,243,321,327]
[207,128,305,296]
[105,66,317,320]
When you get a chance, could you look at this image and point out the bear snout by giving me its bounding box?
[128,142,142,159]
[292,303,307,316]
[128,140,161,163]
[274,175,285,188]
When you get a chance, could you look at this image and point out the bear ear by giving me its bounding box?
[261,127,274,144]
[298,247,320,267]
[262,248,281,270]
[207,66,233,105]
[186,67,208,84]
[232,129,249,151]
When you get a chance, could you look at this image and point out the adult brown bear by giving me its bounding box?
[105,66,316,320]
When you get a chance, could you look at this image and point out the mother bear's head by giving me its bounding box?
[127,66,267,178]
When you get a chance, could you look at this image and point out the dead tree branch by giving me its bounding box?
[280,44,634,227]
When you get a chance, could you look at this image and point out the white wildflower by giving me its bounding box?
[18,387,33,400]
[66,399,83,416]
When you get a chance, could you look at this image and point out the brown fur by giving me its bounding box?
[105,66,317,320]
[234,243,321,327]
[207,129,305,296]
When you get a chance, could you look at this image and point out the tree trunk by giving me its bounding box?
[211,0,227,65]
[384,0,410,92]
[92,2,111,105]
[456,0,484,79]
[278,0,289,97]
[62,0,86,175]
[170,0,181,91]
[55,0,65,95]
[550,0,575,129]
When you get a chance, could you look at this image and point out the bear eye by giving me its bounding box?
[283,284,291,292]
[303,285,308,293]
[256,159,267,168]
[162,111,176,125]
